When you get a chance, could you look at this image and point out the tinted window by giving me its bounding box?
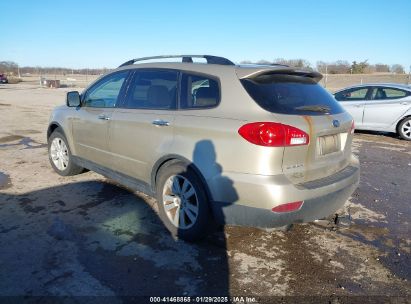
[123,70,178,109]
[83,71,128,108]
[241,75,344,115]
[334,87,369,101]
[180,73,220,109]
[372,87,409,100]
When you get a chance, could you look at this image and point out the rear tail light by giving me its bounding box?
[272,201,304,213]
[238,122,309,147]
[350,120,355,134]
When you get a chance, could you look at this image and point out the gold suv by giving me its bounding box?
[47,55,359,241]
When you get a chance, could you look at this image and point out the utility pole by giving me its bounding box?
[408,65,411,85]
[324,64,328,88]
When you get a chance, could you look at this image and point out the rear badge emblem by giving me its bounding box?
[333,120,340,128]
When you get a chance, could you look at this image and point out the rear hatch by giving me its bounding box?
[239,69,354,184]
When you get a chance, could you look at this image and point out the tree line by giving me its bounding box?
[0,59,407,76]
[0,61,111,76]
[240,58,406,74]
[315,60,405,74]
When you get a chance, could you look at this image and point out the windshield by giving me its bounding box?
[241,75,344,115]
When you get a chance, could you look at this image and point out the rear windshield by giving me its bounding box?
[241,75,344,115]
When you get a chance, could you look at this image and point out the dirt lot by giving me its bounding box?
[0,83,410,302]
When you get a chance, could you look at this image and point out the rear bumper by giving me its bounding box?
[211,181,357,228]
[209,156,359,228]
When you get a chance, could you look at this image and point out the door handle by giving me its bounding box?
[98,114,110,120]
[354,104,362,108]
[400,102,409,105]
[152,119,170,126]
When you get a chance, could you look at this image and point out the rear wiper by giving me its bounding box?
[295,105,331,113]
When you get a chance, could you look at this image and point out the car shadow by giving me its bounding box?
[0,141,238,298]
[354,129,401,140]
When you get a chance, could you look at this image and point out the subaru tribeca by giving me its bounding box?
[47,55,359,241]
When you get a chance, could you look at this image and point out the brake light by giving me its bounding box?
[272,201,304,213]
[350,120,355,134]
[238,122,309,147]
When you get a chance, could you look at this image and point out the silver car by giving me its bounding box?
[47,55,359,241]
[334,83,411,140]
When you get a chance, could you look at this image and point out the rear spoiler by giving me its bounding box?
[239,69,323,83]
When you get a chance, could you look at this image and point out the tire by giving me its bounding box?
[48,128,84,176]
[398,117,411,141]
[156,161,210,241]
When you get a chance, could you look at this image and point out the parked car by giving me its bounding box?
[47,55,359,241]
[334,83,411,140]
[0,74,8,84]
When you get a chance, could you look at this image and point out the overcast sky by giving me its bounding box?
[1,0,410,70]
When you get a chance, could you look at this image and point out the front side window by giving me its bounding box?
[123,70,178,109]
[180,73,220,109]
[83,71,128,108]
[372,87,409,100]
[334,87,369,101]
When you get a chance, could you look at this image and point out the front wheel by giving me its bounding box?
[48,128,84,176]
[398,117,411,141]
[156,162,210,241]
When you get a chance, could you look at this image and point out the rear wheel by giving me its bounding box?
[398,117,411,141]
[156,162,210,241]
[48,128,84,176]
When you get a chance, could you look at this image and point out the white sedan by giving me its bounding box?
[334,83,411,140]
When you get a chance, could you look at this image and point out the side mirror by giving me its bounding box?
[66,91,81,107]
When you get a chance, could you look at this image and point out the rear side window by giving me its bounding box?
[123,70,178,109]
[372,87,409,100]
[241,75,344,115]
[180,73,220,109]
[335,87,369,101]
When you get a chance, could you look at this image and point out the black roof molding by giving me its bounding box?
[247,69,323,83]
[118,55,235,67]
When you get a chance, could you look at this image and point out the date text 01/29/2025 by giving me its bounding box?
[149,296,257,303]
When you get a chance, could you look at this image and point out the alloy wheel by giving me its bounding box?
[401,119,411,139]
[162,175,199,229]
[50,137,69,171]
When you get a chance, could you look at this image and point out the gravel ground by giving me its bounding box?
[0,83,410,303]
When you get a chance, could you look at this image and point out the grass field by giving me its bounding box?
[320,73,410,92]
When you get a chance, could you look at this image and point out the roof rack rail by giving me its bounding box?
[239,62,290,68]
[118,55,235,67]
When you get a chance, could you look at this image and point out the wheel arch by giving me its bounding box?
[47,122,65,139]
[47,122,77,155]
[396,115,411,133]
[151,155,214,202]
